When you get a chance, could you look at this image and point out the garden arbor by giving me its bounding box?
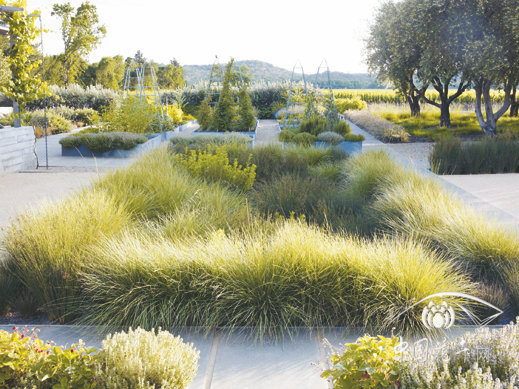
[123,59,165,130]
[282,61,309,129]
[309,59,338,131]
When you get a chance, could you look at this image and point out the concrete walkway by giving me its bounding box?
[255,120,280,145]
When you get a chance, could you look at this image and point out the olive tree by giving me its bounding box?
[411,0,471,128]
[366,1,426,117]
[462,0,519,135]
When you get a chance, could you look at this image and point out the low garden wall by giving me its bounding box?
[0,126,37,172]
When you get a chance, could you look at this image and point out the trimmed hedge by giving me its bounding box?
[60,132,147,153]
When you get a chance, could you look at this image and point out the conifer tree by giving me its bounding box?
[211,59,235,131]
[197,98,212,129]
[238,83,256,130]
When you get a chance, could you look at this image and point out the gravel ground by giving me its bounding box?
[386,142,433,162]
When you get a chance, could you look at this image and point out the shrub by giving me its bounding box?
[50,106,99,125]
[26,84,119,112]
[28,111,74,134]
[332,120,351,136]
[345,110,409,143]
[400,319,519,387]
[166,103,183,125]
[101,97,160,134]
[322,335,402,389]
[431,136,519,174]
[60,132,147,153]
[292,132,317,146]
[298,115,329,135]
[317,131,345,145]
[279,129,295,142]
[170,133,252,149]
[0,328,102,388]
[176,145,256,191]
[343,133,365,142]
[335,97,368,112]
[381,127,409,143]
[102,327,199,389]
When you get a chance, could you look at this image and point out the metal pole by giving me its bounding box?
[39,15,48,170]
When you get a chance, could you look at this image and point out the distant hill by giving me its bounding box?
[183,60,383,89]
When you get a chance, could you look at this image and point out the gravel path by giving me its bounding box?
[386,142,433,170]
[255,120,279,145]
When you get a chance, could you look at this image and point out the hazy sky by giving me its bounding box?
[29,0,384,73]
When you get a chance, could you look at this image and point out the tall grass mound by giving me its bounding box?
[79,222,469,338]
[2,190,131,322]
[431,136,519,174]
[343,150,519,309]
[2,147,255,321]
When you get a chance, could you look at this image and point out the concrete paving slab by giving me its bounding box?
[441,174,519,222]
[0,171,98,228]
[210,329,326,389]
[173,330,215,389]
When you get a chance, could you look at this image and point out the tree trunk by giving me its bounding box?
[439,97,451,127]
[510,86,518,117]
[474,79,511,136]
[406,93,421,117]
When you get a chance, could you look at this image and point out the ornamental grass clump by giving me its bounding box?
[101,327,199,389]
[79,221,470,338]
[2,190,131,322]
[343,150,519,301]
[431,136,519,174]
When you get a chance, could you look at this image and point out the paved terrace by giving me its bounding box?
[0,120,517,388]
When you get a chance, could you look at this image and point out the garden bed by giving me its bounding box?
[61,120,197,158]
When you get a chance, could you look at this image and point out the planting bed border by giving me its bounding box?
[281,140,363,154]
[61,121,197,158]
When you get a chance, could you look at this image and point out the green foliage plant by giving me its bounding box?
[59,132,147,153]
[101,327,199,389]
[197,98,212,129]
[292,132,317,146]
[176,145,256,191]
[322,335,402,389]
[51,2,106,85]
[298,115,329,136]
[0,328,102,388]
[332,120,351,136]
[335,97,368,112]
[317,131,345,145]
[278,129,295,142]
[0,3,44,111]
[101,97,158,134]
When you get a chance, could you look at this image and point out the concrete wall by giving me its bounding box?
[0,126,37,172]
